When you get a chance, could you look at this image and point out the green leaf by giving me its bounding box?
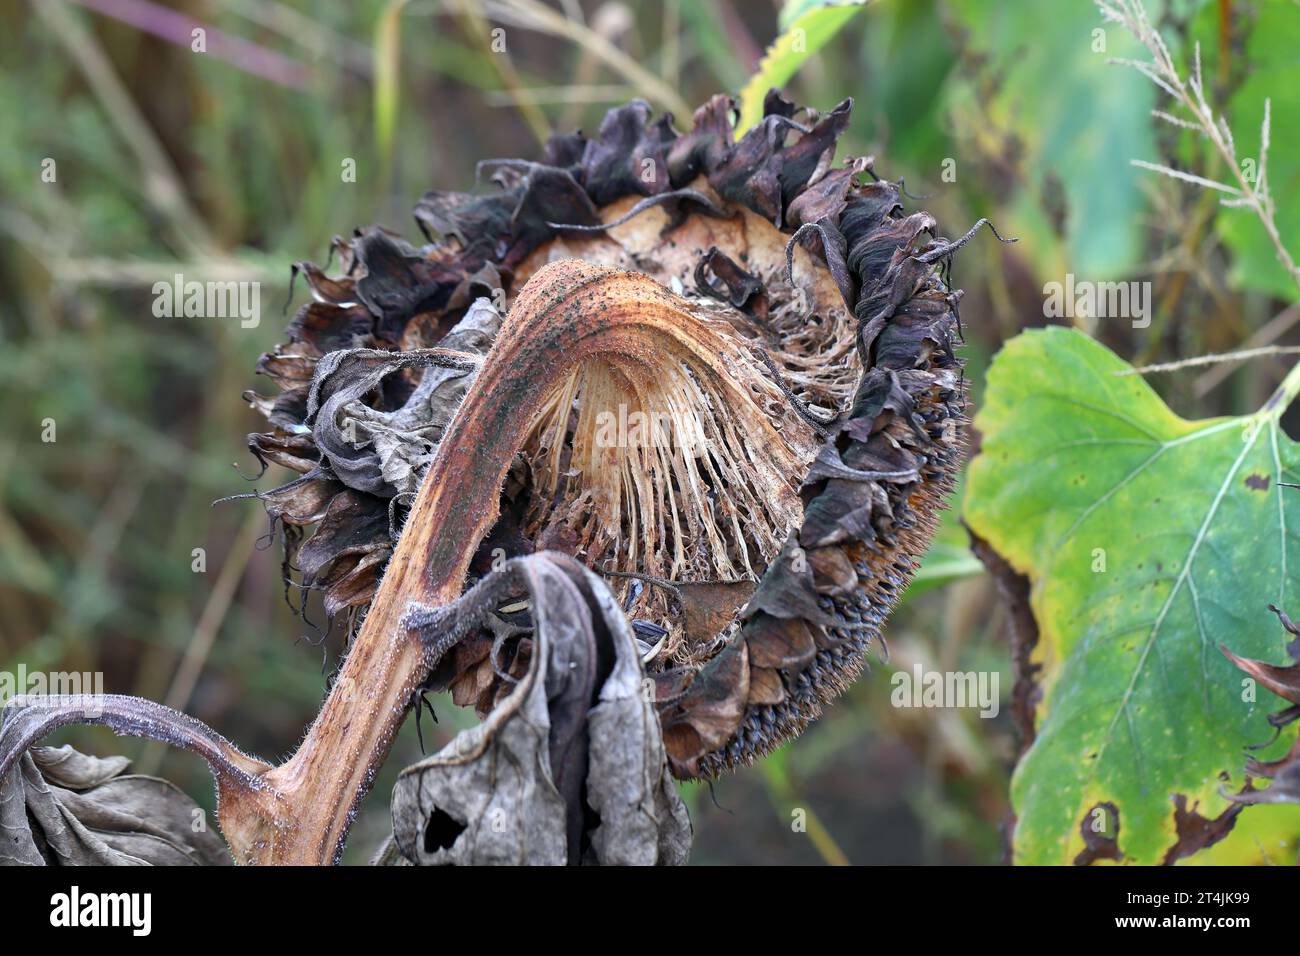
[965,328,1300,864]
[942,2,1156,279]
[1213,2,1300,299]
[777,0,866,32]
[735,1,871,135]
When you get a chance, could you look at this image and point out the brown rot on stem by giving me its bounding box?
[1,91,1006,864]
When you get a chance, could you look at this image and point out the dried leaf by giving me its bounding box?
[0,694,273,866]
[1,742,233,866]
[1221,606,1300,706]
[391,553,690,865]
[676,581,754,646]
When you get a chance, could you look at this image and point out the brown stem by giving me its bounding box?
[224,259,790,863]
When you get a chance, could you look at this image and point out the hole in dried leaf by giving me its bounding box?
[423,807,468,854]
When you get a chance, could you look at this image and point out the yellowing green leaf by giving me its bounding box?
[965,328,1300,865]
[736,1,871,134]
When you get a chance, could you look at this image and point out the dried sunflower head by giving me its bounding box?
[246,89,971,780]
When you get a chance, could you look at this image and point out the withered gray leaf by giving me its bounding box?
[0,693,267,866]
[308,297,501,497]
[581,573,692,865]
[2,744,232,866]
[392,552,691,865]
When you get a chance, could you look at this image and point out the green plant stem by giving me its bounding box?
[1261,355,1300,420]
[760,758,850,866]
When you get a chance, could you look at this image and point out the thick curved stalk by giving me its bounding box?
[228,259,801,863]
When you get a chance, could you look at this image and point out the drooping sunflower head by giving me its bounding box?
[245,89,969,778]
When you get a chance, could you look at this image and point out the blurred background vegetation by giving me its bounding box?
[2,0,1297,864]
